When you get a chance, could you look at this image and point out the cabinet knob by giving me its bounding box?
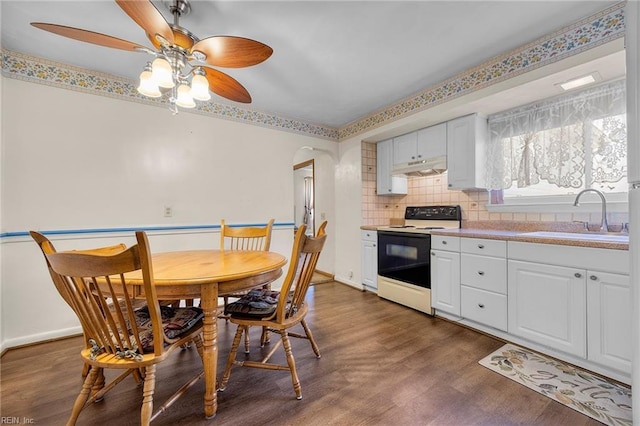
[442,241,447,245]
[590,275,598,281]
[478,303,485,309]
[574,272,582,278]
[478,244,485,249]
[431,252,436,256]
[448,184,452,187]
[417,154,422,158]
[478,271,485,276]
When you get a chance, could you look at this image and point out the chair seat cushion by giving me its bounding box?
[224,289,281,317]
[135,306,204,352]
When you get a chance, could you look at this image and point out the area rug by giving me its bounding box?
[479,344,632,426]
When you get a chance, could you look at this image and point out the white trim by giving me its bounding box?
[1,326,83,354]
[487,193,628,214]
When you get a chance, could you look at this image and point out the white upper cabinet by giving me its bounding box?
[626,1,639,183]
[376,139,407,196]
[393,124,447,165]
[446,114,488,190]
[392,132,419,164]
[417,123,447,160]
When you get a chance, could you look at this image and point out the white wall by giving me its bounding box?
[0,77,338,351]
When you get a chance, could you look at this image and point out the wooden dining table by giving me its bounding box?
[120,249,287,419]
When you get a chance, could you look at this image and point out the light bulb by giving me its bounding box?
[190,73,211,101]
[151,57,174,88]
[137,69,161,98]
[175,83,196,108]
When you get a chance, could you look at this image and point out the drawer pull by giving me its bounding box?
[478,244,485,249]
[478,303,485,308]
[431,252,436,256]
[478,271,485,276]
[373,244,376,247]
[442,240,447,245]
[574,273,582,278]
[590,275,598,281]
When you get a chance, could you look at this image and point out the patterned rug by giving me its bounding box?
[479,344,632,426]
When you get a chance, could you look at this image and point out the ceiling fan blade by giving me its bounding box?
[202,67,252,103]
[192,36,273,68]
[115,0,174,46]
[31,23,146,51]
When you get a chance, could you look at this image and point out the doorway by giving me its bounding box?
[293,159,314,236]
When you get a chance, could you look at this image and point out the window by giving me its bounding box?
[485,80,627,208]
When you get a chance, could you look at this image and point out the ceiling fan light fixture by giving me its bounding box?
[152,57,175,88]
[190,72,211,101]
[175,82,196,108]
[137,66,162,98]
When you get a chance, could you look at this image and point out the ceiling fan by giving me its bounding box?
[31,0,273,111]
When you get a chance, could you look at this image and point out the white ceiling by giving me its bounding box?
[0,0,624,129]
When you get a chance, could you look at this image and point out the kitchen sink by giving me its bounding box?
[518,231,629,243]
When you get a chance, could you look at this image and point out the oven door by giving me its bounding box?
[377,231,431,288]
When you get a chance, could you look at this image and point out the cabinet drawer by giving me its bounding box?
[461,238,506,257]
[361,230,377,242]
[431,235,460,251]
[460,254,507,294]
[461,286,507,331]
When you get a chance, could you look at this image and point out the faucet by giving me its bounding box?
[573,189,609,233]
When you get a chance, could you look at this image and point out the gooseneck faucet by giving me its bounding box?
[573,188,609,233]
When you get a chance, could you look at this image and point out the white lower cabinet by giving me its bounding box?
[361,230,378,291]
[508,260,587,358]
[587,271,631,373]
[431,236,461,315]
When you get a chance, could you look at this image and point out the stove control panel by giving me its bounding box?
[404,205,461,221]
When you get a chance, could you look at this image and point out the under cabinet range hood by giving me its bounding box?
[391,156,447,177]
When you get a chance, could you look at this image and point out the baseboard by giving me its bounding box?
[313,269,334,280]
[1,326,83,356]
[334,276,363,290]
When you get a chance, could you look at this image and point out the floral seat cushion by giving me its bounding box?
[135,305,203,352]
[224,289,282,317]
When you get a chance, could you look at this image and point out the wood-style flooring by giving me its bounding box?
[1,281,603,425]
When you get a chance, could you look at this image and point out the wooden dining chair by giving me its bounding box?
[218,219,275,315]
[30,231,132,379]
[43,231,205,425]
[218,222,327,400]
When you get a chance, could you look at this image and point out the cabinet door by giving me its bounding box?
[446,114,486,190]
[377,139,407,195]
[508,260,586,357]
[392,132,418,164]
[587,271,631,373]
[417,123,447,159]
[431,250,461,315]
[361,238,378,290]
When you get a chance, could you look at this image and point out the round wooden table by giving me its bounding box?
[121,249,287,419]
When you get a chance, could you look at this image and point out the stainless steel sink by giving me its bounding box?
[518,231,629,243]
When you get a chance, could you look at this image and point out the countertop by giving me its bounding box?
[361,225,629,251]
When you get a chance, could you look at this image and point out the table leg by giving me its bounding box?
[201,283,218,419]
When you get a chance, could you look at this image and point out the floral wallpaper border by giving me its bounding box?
[0,2,626,142]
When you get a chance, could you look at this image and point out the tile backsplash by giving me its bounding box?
[361,142,629,230]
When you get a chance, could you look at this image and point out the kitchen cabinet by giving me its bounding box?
[587,271,631,373]
[508,260,587,357]
[361,230,378,291]
[460,238,507,331]
[393,124,447,164]
[446,114,488,190]
[376,139,407,195]
[430,235,461,315]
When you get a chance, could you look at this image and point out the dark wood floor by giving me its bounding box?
[1,282,603,426]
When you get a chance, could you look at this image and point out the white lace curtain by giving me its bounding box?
[485,80,627,190]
